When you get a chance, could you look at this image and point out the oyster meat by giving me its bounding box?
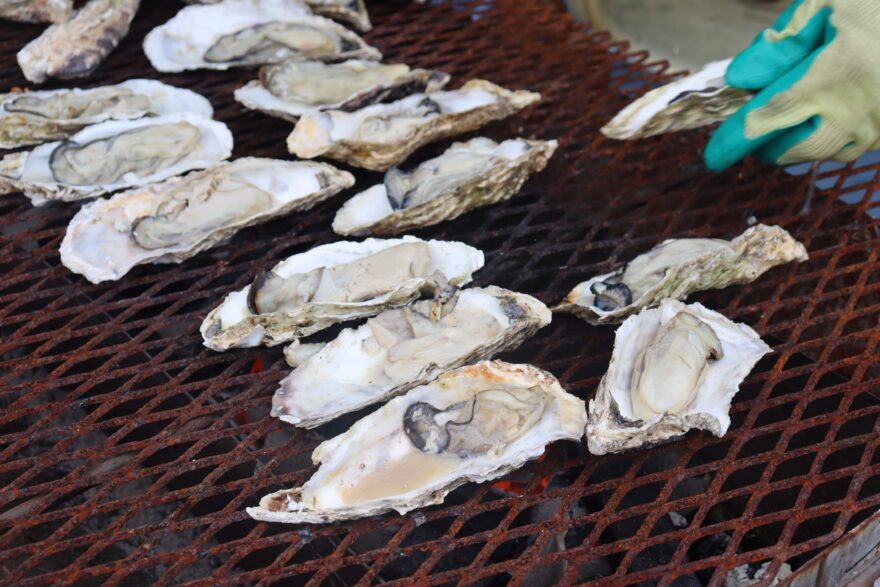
[273,286,551,428]
[248,361,587,524]
[288,79,542,171]
[586,300,771,455]
[602,59,751,140]
[0,114,232,205]
[235,59,450,122]
[0,0,72,23]
[556,224,808,325]
[0,79,213,150]
[60,158,354,284]
[333,137,557,236]
[17,0,140,83]
[201,237,484,350]
[144,0,380,73]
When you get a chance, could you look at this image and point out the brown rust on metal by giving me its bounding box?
[0,0,879,585]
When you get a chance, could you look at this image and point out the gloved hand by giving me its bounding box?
[704,0,880,171]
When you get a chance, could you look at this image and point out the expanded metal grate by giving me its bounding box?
[1,0,879,585]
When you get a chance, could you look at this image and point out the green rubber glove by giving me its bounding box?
[704,0,880,171]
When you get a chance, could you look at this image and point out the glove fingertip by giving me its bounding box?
[704,128,740,172]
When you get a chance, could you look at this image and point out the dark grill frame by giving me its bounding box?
[1,1,880,585]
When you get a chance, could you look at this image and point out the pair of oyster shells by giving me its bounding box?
[557,224,808,455]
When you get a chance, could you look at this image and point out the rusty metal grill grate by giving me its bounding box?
[1,0,880,585]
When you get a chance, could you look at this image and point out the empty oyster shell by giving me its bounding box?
[556,225,808,325]
[248,361,586,524]
[0,0,72,23]
[0,79,213,150]
[602,59,751,140]
[272,286,551,428]
[0,114,233,205]
[587,300,771,455]
[201,237,484,350]
[17,0,140,83]
[333,137,557,236]
[60,158,353,283]
[144,0,380,73]
[288,79,541,171]
[235,59,450,122]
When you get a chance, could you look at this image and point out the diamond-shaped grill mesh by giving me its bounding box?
[2,0,880,585]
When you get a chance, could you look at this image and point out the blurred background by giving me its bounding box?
[564,0,788,71]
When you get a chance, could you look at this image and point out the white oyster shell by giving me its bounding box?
[0,79,213,149]
[333,137,557,236]
[248,361,587,524]
[201,236,485,350]
[288,79,541,171]
[17,0,140,83]
[272,286,552,428]
[0,113,233,205]
[60,158,354,284]
[144,0,380,73]
[587,300,771,455]
[182,0,371,31]
[556,225,808,325]
[0,0,72,23]
[235,60,450,122]
[602,59,752,140]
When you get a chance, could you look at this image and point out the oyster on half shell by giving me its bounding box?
[586,300,771,455]
[0,79,213,150]
[0,114,233,205]
[249,361,587,524]
[61,158,354,284]
[144,0,380,73]
[556,225,808,325]
[0,0,72,23]
[17,0,140,83]
[201,237,484,350]
[183,0,371,31]
[602,59,751,140]
[273,286,551,428]
[288,80,541,171]
[235,59,450,122]
[333,137,557,236]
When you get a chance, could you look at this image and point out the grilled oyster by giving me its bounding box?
[587,300,771,455]
[144,0,380,73]
[602,59,751,140]
[249,361,586,524]
[17,0,140,83]
[333,137,557,236]
[288,80,542,171]
[183,0,371,31]
[235,59,450,122]
[0,114,232,205]
[0,0,72,23]
[556,225,808,325]
[60,158,353,284]
[0,79,213,150]
[201,237,484,350]
[273,286,551,428]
